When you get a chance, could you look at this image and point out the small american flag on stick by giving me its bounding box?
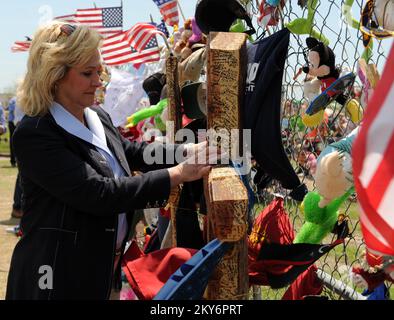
[101,31,161,68]
[11,37,32,53]
[123,23,165,52]
[153,0,179,26]
[55,6,123,38]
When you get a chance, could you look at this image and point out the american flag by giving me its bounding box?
[156,19,170,38]
[153,0,179,27]
[11,38,31,53]
[101,31,161,68]
[55,6,123,37]
[353,44,394,257]
[54,14,78,24]
[123,23,165,52]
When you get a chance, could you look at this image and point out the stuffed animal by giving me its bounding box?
[286,0,329,45]
[300,37,363,128]
[375,0,394,30]
[126,99,168,129]
[357,58,380,108]
[350,250,394,292]
[342,0,374,61]
[360,0,394,52]
[188,17,203,45]
[294,187,354,245]
[314,127,359,207]
[294,127,360,244]
[173,18,204,61]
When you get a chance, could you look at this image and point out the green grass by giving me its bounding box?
[0,130,10,155]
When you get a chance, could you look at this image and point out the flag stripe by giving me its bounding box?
[153,0,179,26]
[71,7,123,38]
[353,43,394,256]
[102,29,161,67]
[124,23,163,52]
[360,218,393,253]
[377,179,394,229]
[366,131,394,209]
[359,87,394,187]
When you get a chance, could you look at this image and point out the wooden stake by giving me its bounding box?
[205,32,249,300]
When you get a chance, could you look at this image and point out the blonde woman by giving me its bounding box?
[6,22,215,300]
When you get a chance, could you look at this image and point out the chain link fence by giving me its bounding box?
[247,0,392,300]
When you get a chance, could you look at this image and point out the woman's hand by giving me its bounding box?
[168,141,227,188]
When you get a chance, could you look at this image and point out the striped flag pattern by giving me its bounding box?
[353,44,394,257]
[55,7,123,37]
[75,7,123,37]
[153,0,179,26]
[54,14,78,24]
[11,40,31,53]
[123,23,164,52]
[101,31,161,68]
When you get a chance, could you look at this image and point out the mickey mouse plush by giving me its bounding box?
[301,37,362,127]
[303,37,340,96]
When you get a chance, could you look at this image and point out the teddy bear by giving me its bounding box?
[173,18,204,61]
[300,37,363,128]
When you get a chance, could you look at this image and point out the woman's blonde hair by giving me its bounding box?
[17,21,102,116]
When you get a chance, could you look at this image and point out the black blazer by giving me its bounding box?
[6,106,178,300]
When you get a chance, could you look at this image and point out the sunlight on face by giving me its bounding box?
[56,50,103,110]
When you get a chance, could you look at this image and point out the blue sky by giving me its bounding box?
[0,0,197,92]
[0,1,392,93]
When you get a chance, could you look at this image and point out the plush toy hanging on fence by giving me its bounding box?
[342,0,374,62]
[296,37,363,128]
[360,0,394,50]
[173,18,204,61]
[125,99,168,132]
[294,127,360,245]
[293,187,353,245]
[286,0,329,45]
[357,58,380,108]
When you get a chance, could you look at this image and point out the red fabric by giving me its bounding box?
[350,249,394,291]
[248,197,295,285]
[117,126,140,142]
[351,266,389,291]
[159,207,170,219]
[282,265,323,300]
[320,77,337,93]
[353,44,394,256]
[122,243,198,300]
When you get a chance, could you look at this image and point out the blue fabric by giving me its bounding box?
[317,126,360,163]
[244,28,302,194]
[0,104,6,131]
[267,0,281,6]
[50,102,128,249]
[8,97,16,122]
[362,283,389,300]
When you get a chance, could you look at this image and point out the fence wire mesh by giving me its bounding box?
[247,0,392,300]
